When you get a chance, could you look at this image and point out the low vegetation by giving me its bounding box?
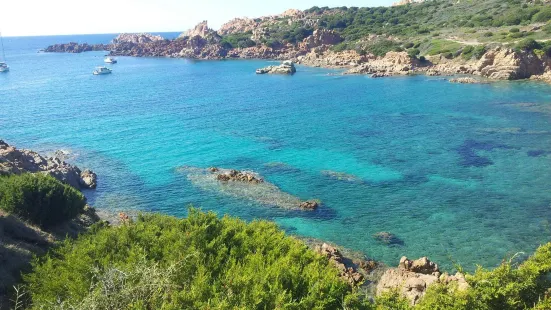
[0,173,85,228]
[13,205,551,309]
[23,209,370,309]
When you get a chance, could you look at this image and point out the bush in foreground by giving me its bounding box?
[20,207,551,309]
[0,173,85,227]
[24,209,369,309]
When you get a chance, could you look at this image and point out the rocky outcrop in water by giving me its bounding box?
[0,140,97,190]
[180,166,320,210]
[449,77,484,84]
[298,200,320,210]
[213,168,264,184]
[377,256,469,305]
[256,61,296,74]
[44,42,108,53]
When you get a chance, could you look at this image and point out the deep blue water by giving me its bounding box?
[1,34,551,271]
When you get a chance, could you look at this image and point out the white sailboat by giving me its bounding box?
[0,32,8,73]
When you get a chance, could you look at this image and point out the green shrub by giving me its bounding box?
[407,48,420,58]
[533,8,551,23]
[365,39,402,57]
[462,45,475,60]
[0,173,85,227]
[473,45,487,59]
[220,32,256,49]
[509,27,520,33]
[24,209,371,309]
[483,32,494,37]
[418,243,551,309]
[509,32,525,39]
[516,38,542,51]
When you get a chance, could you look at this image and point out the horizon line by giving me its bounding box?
[2,30,186,38]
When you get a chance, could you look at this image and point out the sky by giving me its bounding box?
[2,0,395,37]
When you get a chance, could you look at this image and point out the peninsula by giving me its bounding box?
[45,0,551,83]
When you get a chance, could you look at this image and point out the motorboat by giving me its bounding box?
[104,57,117,64]
[93,66,112,75]
[0,62,8,73]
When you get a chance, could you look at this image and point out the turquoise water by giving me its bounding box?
[2,34,551,271]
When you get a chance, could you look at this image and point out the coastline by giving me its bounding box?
[44,38,551,85]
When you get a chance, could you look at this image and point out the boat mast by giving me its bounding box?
[0,32,5,61]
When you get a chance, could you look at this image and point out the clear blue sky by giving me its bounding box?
[3,0,395,37]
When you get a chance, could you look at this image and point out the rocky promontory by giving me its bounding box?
[0,140,97,190]
[41,7,551,84]
[44,42,108,53]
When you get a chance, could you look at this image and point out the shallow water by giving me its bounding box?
[1,34,551,270]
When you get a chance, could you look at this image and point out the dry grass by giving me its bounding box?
[0,208,102,310]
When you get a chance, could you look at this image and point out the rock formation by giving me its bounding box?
[373,232,404,246]
[0,140,97,190]
[449,77,485,84]
[345,51,415,76]
[298,200,320,210]
[314,243,364,286]
[213,168,264,184]
[218,18,259,36]
[111,33,165,44]
[301,29,342,49]
[180,21,221,43]
[377,256,469,305]
[256,60,296,74]
[44,42,108,53]
[476,47,544,80]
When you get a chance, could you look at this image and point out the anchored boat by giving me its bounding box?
[93,66,112,75]
[0,32,8,72]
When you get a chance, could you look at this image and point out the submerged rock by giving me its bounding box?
[178,166,314,210]
[298,200,320,210]
[373,232,404,246]
[321,170,360,182]
[0,140,97,190]
[256,60,297,74]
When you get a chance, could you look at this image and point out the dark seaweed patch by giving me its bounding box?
[527,150,548,157]
[456,139,516,167]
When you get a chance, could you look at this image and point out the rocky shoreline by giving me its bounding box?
[44,15,551,84]
[0,140,481,306]
[0,140,97,190]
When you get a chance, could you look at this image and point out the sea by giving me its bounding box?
[1,33,551,271]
